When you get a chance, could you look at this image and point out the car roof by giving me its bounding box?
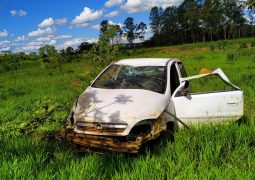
[115,58,177,66]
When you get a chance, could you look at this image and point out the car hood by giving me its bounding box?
[73,87,169,135]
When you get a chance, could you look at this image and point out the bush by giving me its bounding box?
[240,42,248,48]
[217,41,227,50]
[251,42,255,47]
[210,45,215,52]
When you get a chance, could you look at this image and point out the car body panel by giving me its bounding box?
[73,87,169,136]
[172,68,244,124]
[172,90,243,124]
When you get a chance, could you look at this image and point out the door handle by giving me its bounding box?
[227,102,238,106]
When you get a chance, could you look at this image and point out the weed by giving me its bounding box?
[227,52,236,62]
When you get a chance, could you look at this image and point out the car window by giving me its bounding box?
[177,62,187,77]
[188,74,235,94]
[92,64,167,94]
[170,64,180,95]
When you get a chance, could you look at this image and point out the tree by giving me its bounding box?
[38,45,63,72]
[100,20,110,34]
[65,46,75,62]
[123,17,137,46]
[201,0,222,41]
[78,42,93,53]
[149,6,164,45]
[92,24,122,61]
[183,0,201,42]
[162,6,178,44]
[136,22,147,41]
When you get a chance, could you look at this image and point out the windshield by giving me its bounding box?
[92,64,166,94]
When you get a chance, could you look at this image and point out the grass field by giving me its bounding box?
[0,38,255,179]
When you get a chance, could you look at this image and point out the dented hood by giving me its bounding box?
[73,87,168,129]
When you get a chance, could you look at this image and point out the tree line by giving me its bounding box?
[2,0,255,73]
[148,0,255,46]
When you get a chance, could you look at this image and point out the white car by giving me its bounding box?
[63,58,243,153]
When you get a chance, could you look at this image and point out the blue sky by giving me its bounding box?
[0,0,182,52]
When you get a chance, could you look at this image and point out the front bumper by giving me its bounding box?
[62,126,143,153]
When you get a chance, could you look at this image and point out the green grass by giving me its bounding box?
[0,38,255,179]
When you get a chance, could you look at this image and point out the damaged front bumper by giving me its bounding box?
[62,112,170,153]
[61,126,145,153]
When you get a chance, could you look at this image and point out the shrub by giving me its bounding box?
[210,45,215,52]
[217,41,227,50]
[240,42,248,48]
[251,42,255,47]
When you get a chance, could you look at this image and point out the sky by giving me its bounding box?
[0,0,183,53]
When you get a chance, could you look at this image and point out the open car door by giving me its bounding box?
[172,69,244,124]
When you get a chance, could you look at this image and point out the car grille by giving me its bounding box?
[76,122,127,133]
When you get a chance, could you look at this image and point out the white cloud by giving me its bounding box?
[36,37,51,42]
[109,20,123,28]
[121,0,182,13]
[0,40,10,46]
[10,10,27,16]
[28,27,56,37]
[71,7,103,26]
[54,35,72,40]
[19,10,27,16]
[19,45,40,52]
[91,24,100,30]
[90,21,122,31]
[15,35,26,42]
[10,10,16,16]
[0,47,11,51]
[0,30,8,37]
[76,23,89,27]
[105,0,124,7]
[29,39,56,46]
[38,17,54,28]
[55,18,67,25]
[106,10,119,17]
[60,38,98,49]
[28,41,44,46]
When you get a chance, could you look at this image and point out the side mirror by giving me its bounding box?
[184,80,189,89]
[172,81,190,97]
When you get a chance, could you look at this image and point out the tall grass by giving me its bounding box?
[0,38,255,179]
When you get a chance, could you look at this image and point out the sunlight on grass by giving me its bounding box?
[0,38,255,179]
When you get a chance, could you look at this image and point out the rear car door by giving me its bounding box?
[172,69,243,124]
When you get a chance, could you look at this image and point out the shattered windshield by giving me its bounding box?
[92,64,166,94]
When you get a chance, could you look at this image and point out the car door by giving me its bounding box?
[172,69,244,124]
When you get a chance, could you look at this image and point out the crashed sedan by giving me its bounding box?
[62,58,243,153]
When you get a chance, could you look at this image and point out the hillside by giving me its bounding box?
[0,38,255,179]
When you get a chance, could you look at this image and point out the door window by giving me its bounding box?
[170,64,180,95]
[177,62,187,77]
[188,74,236,94]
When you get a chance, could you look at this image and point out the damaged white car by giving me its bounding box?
[62,58,243,153]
